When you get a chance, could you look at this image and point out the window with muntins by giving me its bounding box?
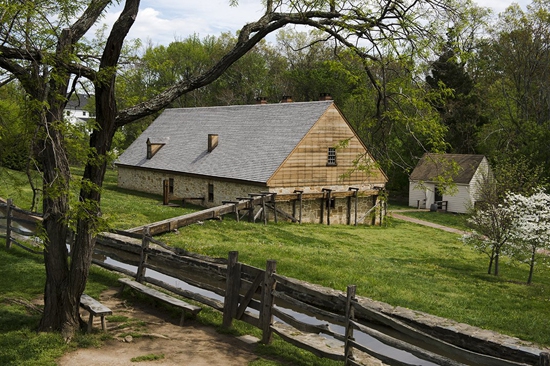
[169,178,174,194]
[327,147,337,166]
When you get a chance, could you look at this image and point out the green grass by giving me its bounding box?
[395,210,469,230]
[158,218,550,346]
[131,353,165,362]
[1,167,550,365]
[0,243,120,365]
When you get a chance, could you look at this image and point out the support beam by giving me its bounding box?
[322,188,333,226]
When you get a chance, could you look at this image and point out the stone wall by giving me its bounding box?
[275,195,381,225]
[118,167,383,225]
[118,167,265,207]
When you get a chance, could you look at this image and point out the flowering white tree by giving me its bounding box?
[505,190,550,284]
[462,202,514,276]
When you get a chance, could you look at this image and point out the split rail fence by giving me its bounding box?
[0,198,43,254]
[94,229,547,366]
[2,197,549,366]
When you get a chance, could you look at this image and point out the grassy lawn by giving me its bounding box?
[1,167,550,365]
[159,218,550,347]
[394,210,470,230]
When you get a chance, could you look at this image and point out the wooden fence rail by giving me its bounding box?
[0,198,43,254]
[94,229,546,366]
[2,197,548,366]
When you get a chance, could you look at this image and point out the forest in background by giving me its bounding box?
[1,0,549,195]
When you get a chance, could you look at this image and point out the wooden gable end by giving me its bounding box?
[267,104,386,188]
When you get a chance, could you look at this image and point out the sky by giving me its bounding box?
[95,0,531,47]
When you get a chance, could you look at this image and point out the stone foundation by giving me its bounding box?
[117,167,383,225]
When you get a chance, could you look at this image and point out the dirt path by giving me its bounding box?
[390,211,468,235]
[57,288,260,366]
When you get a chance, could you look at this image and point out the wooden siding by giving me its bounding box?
[469,157,490,202]
[443,185,471,213]
[268,105,386,190]
[408,182,428,208]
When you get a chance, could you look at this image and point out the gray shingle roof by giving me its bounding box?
[116,101,334,183]
[409,153,486,184]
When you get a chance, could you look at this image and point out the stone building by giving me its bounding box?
[116,98,388,224]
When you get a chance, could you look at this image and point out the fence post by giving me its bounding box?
[272,193,277,223]
[261,195,267,225]
[540,352,550,366]
[260,259,277,344]
[136,227,150,283]
[344,285,357,365]
[223,251,241,328]
[6,198,13,249]
[248,199,254,223]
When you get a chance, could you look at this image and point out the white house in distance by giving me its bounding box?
[64,94,94,125]
[408,153,492,213]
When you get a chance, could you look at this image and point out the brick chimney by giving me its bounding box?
[280,95,293,103]
[319,93,332,101]
[208,134,218,152]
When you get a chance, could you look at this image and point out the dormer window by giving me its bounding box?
[327,147,337,166]
[146,138,167,159]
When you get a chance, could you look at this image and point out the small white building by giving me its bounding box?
[408,153,492,213]
[64,94,94,125]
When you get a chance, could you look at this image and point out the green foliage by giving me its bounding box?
[0,82,35,171]
[477,0,550,179]
[131,353,165,362]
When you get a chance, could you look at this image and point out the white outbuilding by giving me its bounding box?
[408,153,492,213]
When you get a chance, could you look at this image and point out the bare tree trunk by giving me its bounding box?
[38,106,78,336]
[527,247,536,285]
[493,250,500,276]
[38,29,85,337]
[487,247,495,274]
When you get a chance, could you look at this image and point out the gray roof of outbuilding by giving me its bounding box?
[409,153,486,184]
[116,101,334,183]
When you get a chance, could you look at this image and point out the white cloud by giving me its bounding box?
[92,0,266,46]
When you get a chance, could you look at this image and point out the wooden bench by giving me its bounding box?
[80,294,112,333]
[118,278,202,325]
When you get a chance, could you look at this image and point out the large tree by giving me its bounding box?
[478,0,550,176]
[0,0,461,338]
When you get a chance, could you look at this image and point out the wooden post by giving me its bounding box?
[320,191,325,224]
[346,196,351,225]
[162,179,170,205]
[6,198,12,249]
[323,188,332,226]
[344,285,357,364]
[223,251,241,328]
[136,227,150,282]
[295,190,303,224]
[248,199,254,223]
[272,193,278,223]
[234,203,239,222]
[261,195,267,225]
[260,259,277,344]
[348,188,359,226]
[540,352,550,366]
[353,188,359,226]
